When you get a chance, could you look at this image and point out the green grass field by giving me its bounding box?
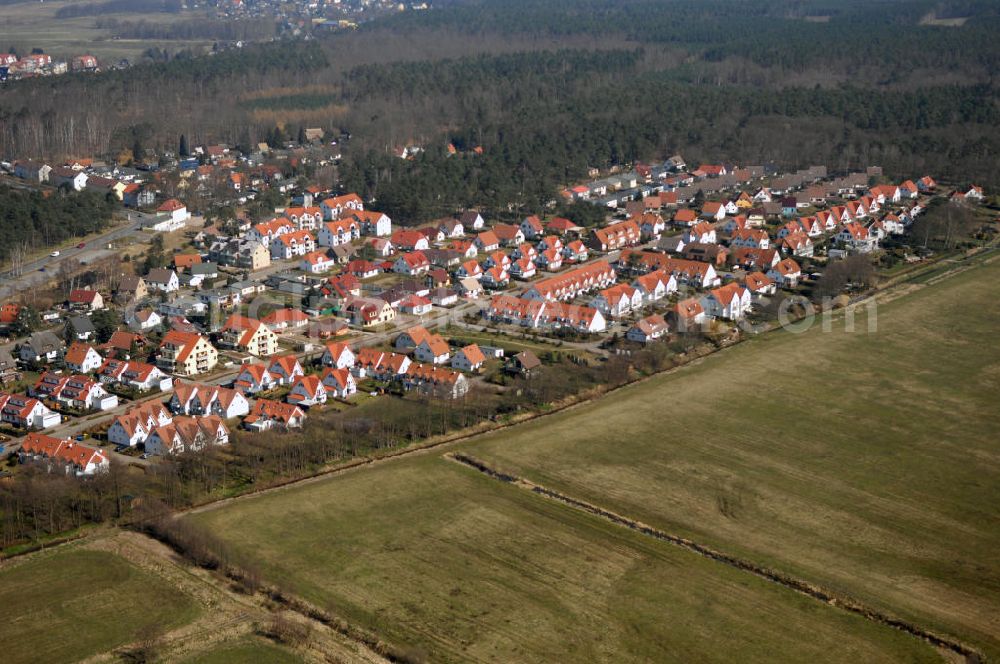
[181,637,303,664]
[191,254,1000,661]
[0,547,200,663]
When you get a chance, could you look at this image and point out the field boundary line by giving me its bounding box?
[446,452,986,663]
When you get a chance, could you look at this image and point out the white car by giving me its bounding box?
[50,251,60,257]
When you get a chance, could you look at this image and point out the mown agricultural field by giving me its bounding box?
[193,452,940,662]
[0,547,201,663]
[191,253,999,662]
[465,254,1000,658]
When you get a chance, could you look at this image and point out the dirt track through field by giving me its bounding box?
[446,453,984,664]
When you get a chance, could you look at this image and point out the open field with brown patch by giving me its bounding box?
[464,252,1000,658]
[189,252,1000,661]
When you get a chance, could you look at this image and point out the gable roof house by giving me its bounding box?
[320,193,364,220]
[391,229,430,252]
[146,268,180,293]
[321,342,355,369]
[474,231,500,253]
[318,217,361,247]
[268,355,305,386]
[219,314,279,357]
[631,269,678,302]
[0,392,61,430]
[701,283,752,320]
[64,342,104,373]
[271,230,316,260]
[20,433,108,476]
[413,333,451,365]
[287,374,327,407]
[701,201,726,221]
[321,367,357,399]
[233,363,277,394]
[18,331,65,364]
[683,221,718,245]
[588,220,641,252]
[627,314,669,343]
[157,331,218,376]
[767,258,803,288]
[394,251,432,276]
[146,415,228,456]
[68,288,105,312]
[592,284,643,318]
[451,344,487,372]
[493,224,525,247]
[243,399,306,431]
[401,364,469,399]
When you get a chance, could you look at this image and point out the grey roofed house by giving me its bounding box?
[330,244,355,263]
[510,350,542,376]
[424,248,462,267]
[19,330,65,362]
[190,262,219,278]
[0,347,19,381]
[658,236,687,254]
[146,267,178,287]
[459,211,484,227]
[117,275,145,294]
[67,315,96,339]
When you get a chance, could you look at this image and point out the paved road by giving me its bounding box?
[0,210,157,299]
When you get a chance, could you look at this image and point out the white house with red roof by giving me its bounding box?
[300,250,337,273]
[68,288,105,312]
[767,258,803,288]
[20,433,109,476]
[233,364,277,394]
[701,283,752,320]
[64,342,104,373]
[451,344,486,372]
[287,375,327,406]
[626,314,669,343]
[243,399,306,431]
[394,251,431,276]
[321,342,355,369]
[321,367,356,399]
[592,284,643,318]
[271,230,316,260]
[153,199,190,231]
[0,392,61,429]
[268,355,304,386]
[320,193,363,220]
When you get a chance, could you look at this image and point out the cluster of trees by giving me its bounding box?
[1,0,999,220]
[337,47,1000,222]
[0,40,328,158]
[0,186,118,264]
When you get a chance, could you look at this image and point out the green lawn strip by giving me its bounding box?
[0,548,201,664]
